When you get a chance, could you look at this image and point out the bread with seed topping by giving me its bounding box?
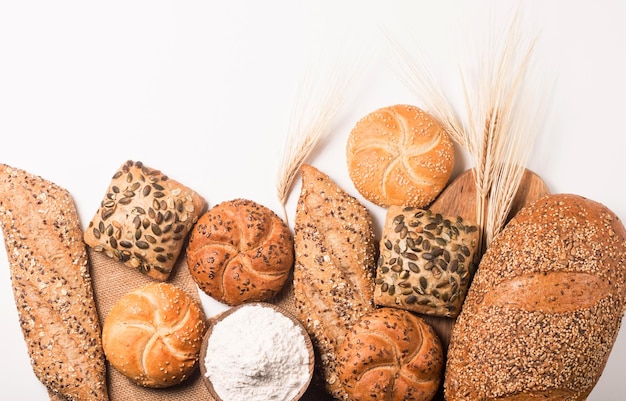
[444,194,626,400]
[346,104,455,208]
[293,164,377,400]
[374,206,479,318]
[84,160,206,281]
[102,282,208,388]
[186,198,294,305]
[0,164,109,400]
[337,307,443,401]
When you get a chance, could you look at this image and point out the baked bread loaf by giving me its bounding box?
[102,282,208,388]
[84,160,206,281]
[293,164,377,400]
[374,206,479,318]
[0,164,109,400]
[337,307,443,401]
[186,198,293,305]
[445,194,626,400]
[346,104,454,208]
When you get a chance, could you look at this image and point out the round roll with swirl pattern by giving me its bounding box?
[186,198,294,306]
[346,104,455,208]
[102,282,208,388]
[337,307,443,401]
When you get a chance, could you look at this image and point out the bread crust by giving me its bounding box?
[186,198,293,305]
[346,104,454,208]
[293,164,377,399]
[445,194,626,400]
[101,282,208,388]
[337,307,443,401]
[0,164,109,400]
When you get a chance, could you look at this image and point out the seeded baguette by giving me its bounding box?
[0,164,109,401]
[84,160,206,281]
[293,164,377,400]
[445,194,626,400]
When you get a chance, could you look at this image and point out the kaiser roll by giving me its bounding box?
[102,282,208,388]
[186,198,294,306]
[346,104,454,208]
[337,307,444,401]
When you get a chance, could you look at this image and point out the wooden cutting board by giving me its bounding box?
[424,168,550,401]
[424,168,551,350]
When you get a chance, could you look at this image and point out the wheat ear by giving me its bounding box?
[382,27,468,150]
[276,44,369,227]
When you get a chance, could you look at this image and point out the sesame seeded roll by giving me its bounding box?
[346,104,455,209]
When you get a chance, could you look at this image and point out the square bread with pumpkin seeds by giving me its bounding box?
[84,160,206,281]
[374,206,479,318]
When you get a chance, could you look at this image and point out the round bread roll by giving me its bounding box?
[186,198,294,306]
[337,307,444,401]
[346,104,455,208]
[102,282,208,388]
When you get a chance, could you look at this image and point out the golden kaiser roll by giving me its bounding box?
[346,104,454,208]
[445,194,626,400]
[337,307,443,401]
[186,198,293,306]
[102,282,208,388]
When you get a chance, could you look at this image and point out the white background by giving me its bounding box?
[1,1,625,399]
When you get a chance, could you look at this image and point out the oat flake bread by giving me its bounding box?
[346,104,455,208]
[293,164,377,400]
[186,198,294,305]
[445,194,626,401]
[84,160,206,281]
[0,164,109,401]
[337,307,444,401]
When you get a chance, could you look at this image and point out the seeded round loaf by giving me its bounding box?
[102,282,208,388]
[346,104,455,208]
[337,307,444,401]
[444,194,626,400]
[186,198,294,306]
[84,160,206,281]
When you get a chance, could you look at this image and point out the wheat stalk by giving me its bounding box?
[382,27,468,150]
[386,6,544,255]
[276,43,369,227]
[472,9,541,250]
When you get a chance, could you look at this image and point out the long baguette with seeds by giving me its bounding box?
[84,160,206,281]
[0,164,109,401]
[293,164,377,400]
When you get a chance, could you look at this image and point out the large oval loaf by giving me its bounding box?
[445,194,626,401]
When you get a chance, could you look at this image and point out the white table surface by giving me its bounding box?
[1,1,625,399]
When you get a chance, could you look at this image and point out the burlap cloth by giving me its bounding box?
[89,249,331,401]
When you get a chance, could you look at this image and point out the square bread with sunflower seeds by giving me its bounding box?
[84,160,206,281]
[374,206,479,318]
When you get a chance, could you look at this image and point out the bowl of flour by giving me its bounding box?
[200,302,314,401]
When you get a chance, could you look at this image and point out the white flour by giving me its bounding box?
[204,304,311,401]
